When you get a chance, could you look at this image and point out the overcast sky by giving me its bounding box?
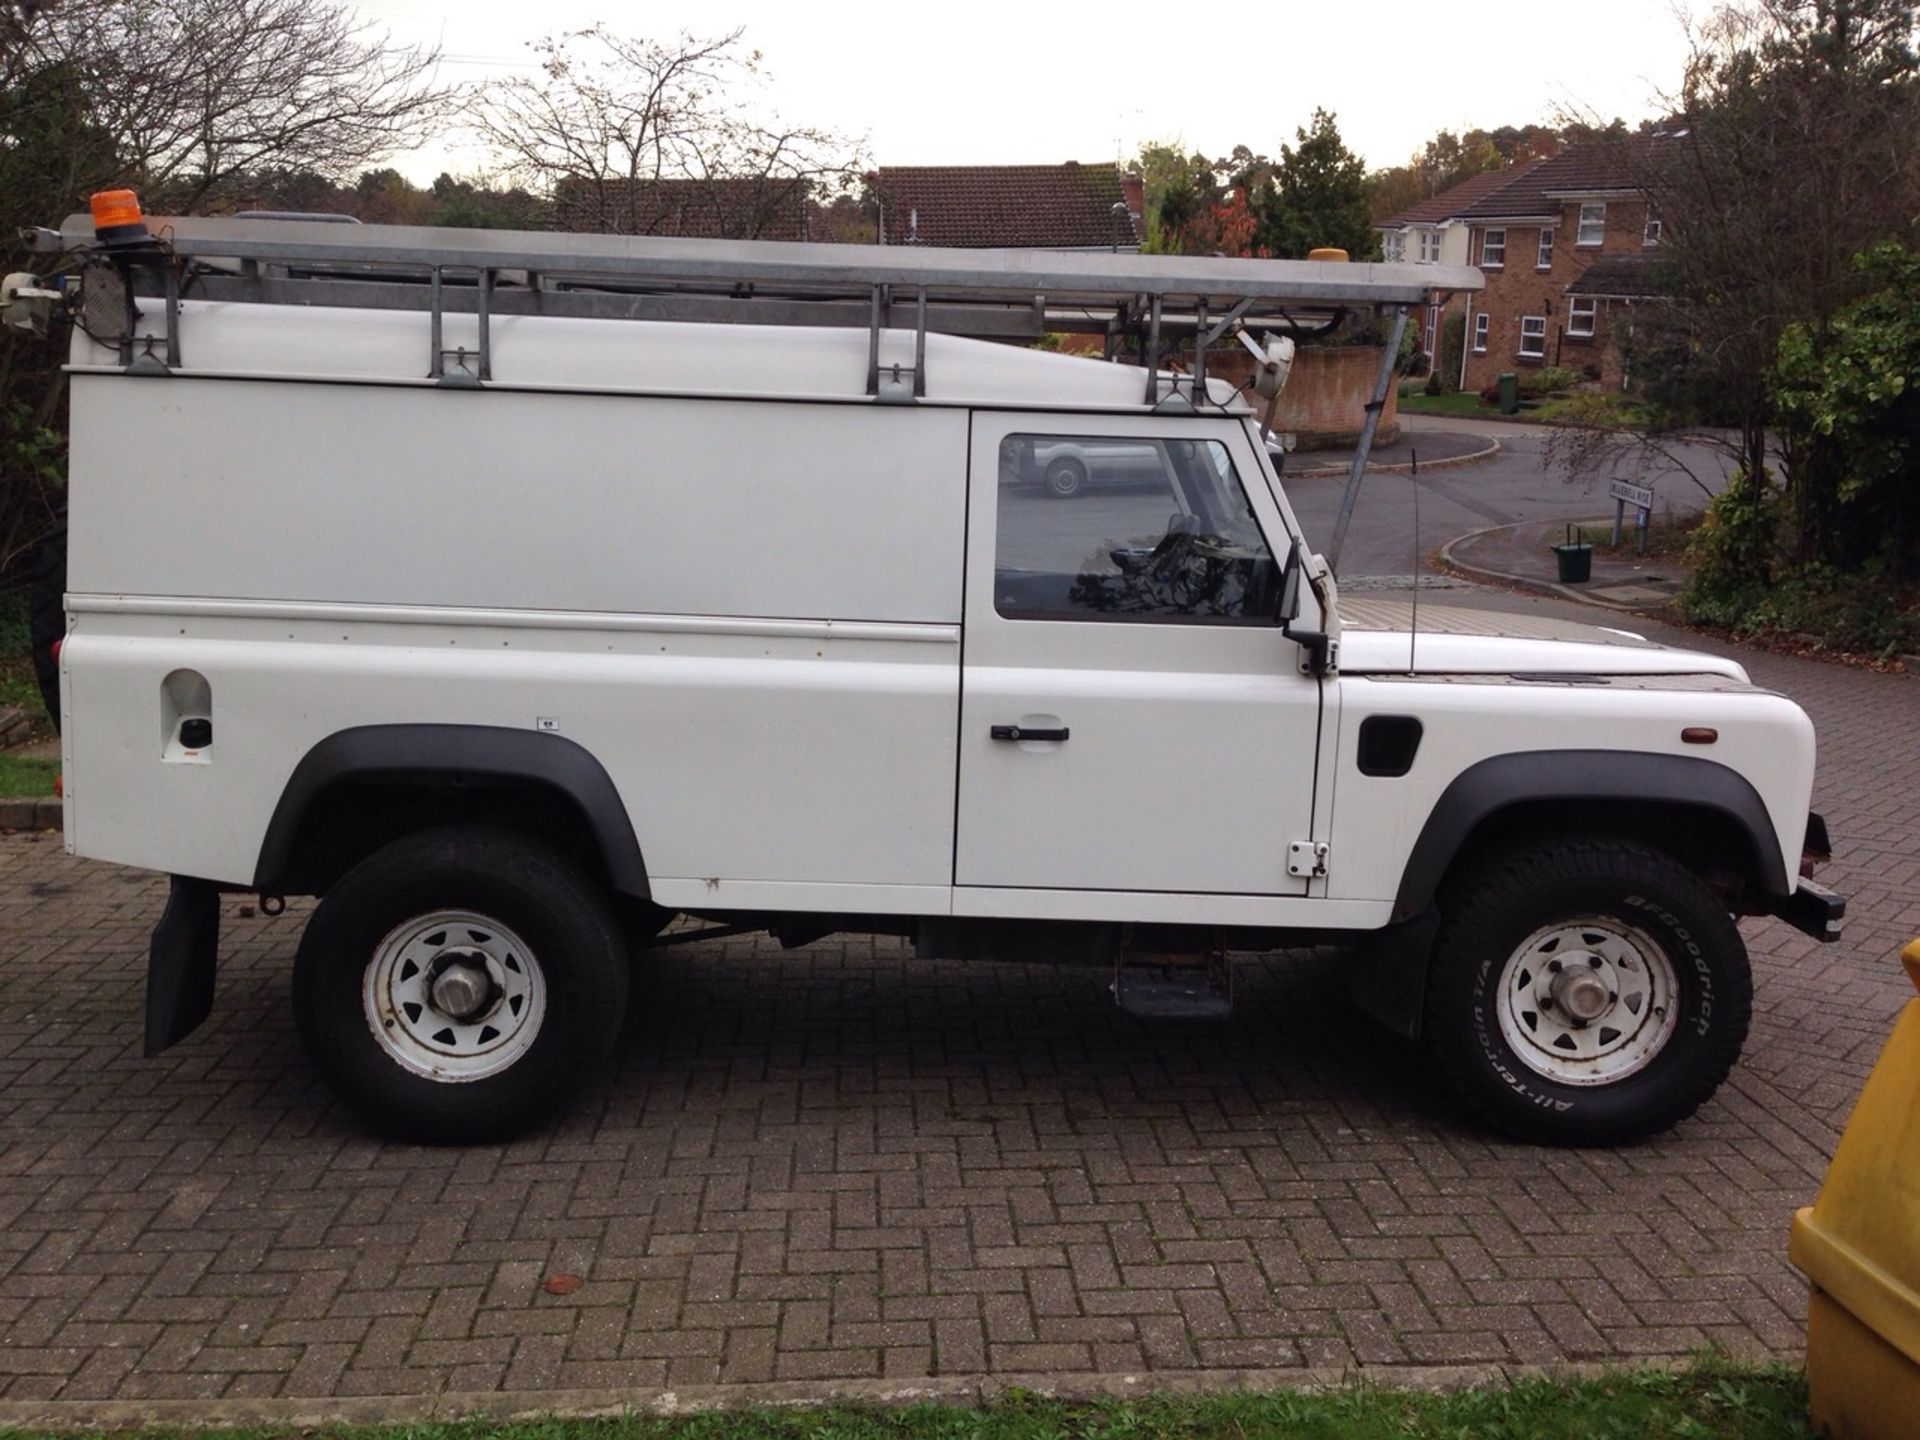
[350,0,1701,182]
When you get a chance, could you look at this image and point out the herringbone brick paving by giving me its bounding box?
[0,588,1913,1403]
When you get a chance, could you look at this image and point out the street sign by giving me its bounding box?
[1609,480,1655,510]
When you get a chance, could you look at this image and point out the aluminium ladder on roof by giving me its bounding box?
[31,214,1479,567]
[31,213,1482,403]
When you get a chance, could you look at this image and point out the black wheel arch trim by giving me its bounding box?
[254,724,650,899]
[1390,749,1790,925]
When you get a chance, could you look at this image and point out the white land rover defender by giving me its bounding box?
[11,197,1843,1146]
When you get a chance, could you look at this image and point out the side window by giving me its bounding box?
[993,435,1282,624]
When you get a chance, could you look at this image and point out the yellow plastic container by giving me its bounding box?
[1789,939,1920,1440]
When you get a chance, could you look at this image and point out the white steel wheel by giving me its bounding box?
[363,910,547,1081]
[1494,916,1678,1086]
[294,827,629,1143]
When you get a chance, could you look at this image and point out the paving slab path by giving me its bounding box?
[0,585,1913,1414]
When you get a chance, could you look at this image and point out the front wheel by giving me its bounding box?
[1423,839,1751,1146]
[293,827,629,1143]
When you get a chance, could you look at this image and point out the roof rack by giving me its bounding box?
[30,213,1480,401]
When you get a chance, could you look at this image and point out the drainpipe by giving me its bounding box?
[1458,292,1473,392]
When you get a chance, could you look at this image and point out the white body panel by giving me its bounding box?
[954,413,1325,896]
[58,295,1821,930]
[1323,673,1814,904]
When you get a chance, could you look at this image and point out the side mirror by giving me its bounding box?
[1276,545,1303,623]
[1277,546,1332,674]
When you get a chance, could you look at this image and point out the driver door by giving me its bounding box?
[954,412,1324,896]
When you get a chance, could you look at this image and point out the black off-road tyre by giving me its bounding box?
[26,516,66,732]
[1424,839,1752,1146]
[293,827,629,1144]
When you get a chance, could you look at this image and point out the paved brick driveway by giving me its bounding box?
[1,587,1915,1412]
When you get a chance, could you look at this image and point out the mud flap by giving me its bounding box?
[1347,911,1442,1040]
[146,876,219,1056]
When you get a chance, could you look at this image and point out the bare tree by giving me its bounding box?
[468,26,863,238]
[6,0,454,210]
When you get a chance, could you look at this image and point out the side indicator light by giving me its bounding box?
[1681,727,1718,745]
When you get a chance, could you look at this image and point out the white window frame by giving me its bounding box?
[1643,214,1662,247]
[1472,312,1489,353]
[1536,228,1554,269]
[1567,297,1597,337]
[1577,202,1606,247]
[1382,230,1404,262]
[1519,315,1548,358]
[1418,228,1441,264]
[1423,304,1437,358]
[1480,228,1506,268]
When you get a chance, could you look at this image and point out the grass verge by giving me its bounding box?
[0,1365,1812,1439]
[0,751,57,798]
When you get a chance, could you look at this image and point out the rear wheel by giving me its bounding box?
[293,827,628,1143]
[1423,839,1751,1145]
[26,516,66,732]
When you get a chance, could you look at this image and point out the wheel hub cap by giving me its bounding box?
[1551,964,1612,1023]
[428,956,494,1021]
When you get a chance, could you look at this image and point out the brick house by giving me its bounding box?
[1452,140,1668,393]
[869,163,1142,249]
[1375,164,1542,367]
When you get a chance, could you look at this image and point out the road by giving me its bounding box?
[1286,418,1740,580]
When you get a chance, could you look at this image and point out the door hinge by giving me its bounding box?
[1287,840,1330,879]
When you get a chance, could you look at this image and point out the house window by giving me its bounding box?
[1519,316,1547,358]
[1419,229,1441,264]
[1423,304,1437,357]
[1472,313,1489,352]
[1577,203,1606,246]
[1383,231,1404,262]
[1536,229,1554,269]
[1568,297,1597,336]
[1481,229,1506,268]
[1643,214,1662,246]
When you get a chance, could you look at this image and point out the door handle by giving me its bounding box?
[991,724,1069,743]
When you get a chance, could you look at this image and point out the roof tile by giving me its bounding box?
[872,163,1138,248]
[1456,138,1666,221]
[1380,164,1540,227]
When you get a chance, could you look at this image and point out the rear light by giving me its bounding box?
[49,637,61,666]
[89,189,149,246]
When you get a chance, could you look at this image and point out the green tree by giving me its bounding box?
[1368,129,1503,221]
[1252,109,1378,260]
[1130,141,1221,253]
[1772,241,1920,573]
